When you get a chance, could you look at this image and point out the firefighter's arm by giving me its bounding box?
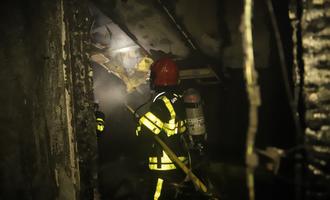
[135,100,167,136]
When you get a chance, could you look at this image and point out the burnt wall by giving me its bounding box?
[301,0,330,199]
[65,1,99,198]
[0,0,96,199]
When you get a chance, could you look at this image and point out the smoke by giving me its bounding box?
[92,62,151,114]
[93,63,127,112]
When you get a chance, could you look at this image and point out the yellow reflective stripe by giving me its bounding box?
[164,123,176,130]
[164,119,176,136]
[164,128,177,137]
[179,120,186,133]
[179,120,186,127]
[149,157,187,170]
[136,125,141,136]
[138,95,187,137]
[145,112,164,129]
[139,116,161,134]
[160,96,176,118]
[149,151,169,163]
[96,118,104,122]
[154,178,163,200]
[149,156,187,164]
[164,119,176,130]
[149,163,177,170]
[160,96,182,136]
[97,124,104,131]
[163,119,188,136]
[149,151,187,170]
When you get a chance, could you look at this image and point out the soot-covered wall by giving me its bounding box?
[0,1,97,199]
[301,1,330,199]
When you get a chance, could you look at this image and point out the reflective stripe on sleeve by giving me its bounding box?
[163,119,187,136]
[164,128,177,137]
[164,119,176,130]
[139,116,161,134]
[145,112,164,129]
[138,95,186,137]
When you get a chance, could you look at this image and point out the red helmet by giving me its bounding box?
[150,58,179,87]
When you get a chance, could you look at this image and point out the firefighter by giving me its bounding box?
[135,58,191,200]
[94,102,105,136]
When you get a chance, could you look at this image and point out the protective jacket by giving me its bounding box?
[136,91,188,171]
[136,90,190,199]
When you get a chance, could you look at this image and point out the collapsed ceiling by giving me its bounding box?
[89,0,270,92]
[89,0,225,93]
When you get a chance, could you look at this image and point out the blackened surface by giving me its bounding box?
[302,1,330,199]
[0,1,60,199]
[64,0,98,199]
[0,0,97,199]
